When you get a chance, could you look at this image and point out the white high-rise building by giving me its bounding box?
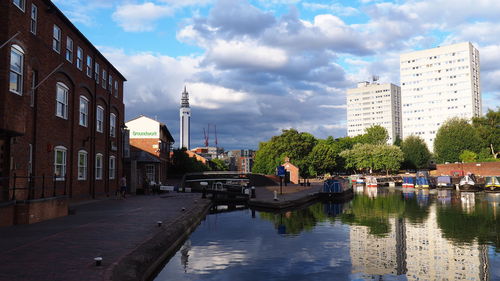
[179,87,191,149]
[400,42,481,150]
[347,81,402,144]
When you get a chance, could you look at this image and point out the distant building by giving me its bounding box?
[191,146,224,161]
[400,42,481,150]
[283,157,299,184]
[179,87,191,149]
[0,0,125,225]
[347,81,402,144]
[125,116,174,191]
[227,149,255,173]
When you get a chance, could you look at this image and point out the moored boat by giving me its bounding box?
[415,170,432,189]
[365,176,378,188]
[484,176,500,192]
[402,176,415,188]
[459,173,481,192]
[436,176,453,189]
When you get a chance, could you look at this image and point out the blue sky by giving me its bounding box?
[53,0,500,150]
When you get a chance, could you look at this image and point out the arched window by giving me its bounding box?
[10,45,24,95]
[56,82,69,119]
[77,150,88,180]
[54,146,67,180]
[95,153,103,180]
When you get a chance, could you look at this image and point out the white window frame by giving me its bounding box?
[65,37,73,62]
[108,75,113,93]
[95,63,100,83]
[56,82,69,119]
[54,146,67,181]
[78,150,88,180]
[76,47,83,70]
[53,25,61,53]
[86,56,92,78]
[95,153,103,180]
[145,164,155,181]
[13,0,25,11]
[109,156,116,180]
[102,69,107,89]
[96,106,104,133]
[9,45,24,95]
[30,4,37,34]
[79,96,89,127]
[110,113,116,137]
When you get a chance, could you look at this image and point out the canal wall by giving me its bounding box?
[435,162,500,176]
[110,199,212,281]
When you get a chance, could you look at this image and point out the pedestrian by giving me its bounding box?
[119,175,127,199]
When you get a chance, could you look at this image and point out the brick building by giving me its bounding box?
[1,0,125,225]
[125,116,174,192]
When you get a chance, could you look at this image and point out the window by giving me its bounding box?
[30,4,37,34]
[102,69,106,89]
[110,113,116,137]
[79,96,89,127]
[96,106,104,133]
[76,47,83,70]
[145,164,155,181]
[95,63,100,83]
[95,153,103,180]
[54,146,67,180]
[78,150,88,180]
[13,0,25,11]
[65,37,73,62]
[109,156,116,179]
[56,82,69,119]
[114,81,118,97]
[108,75,113,93]
[86,56,92,77]
[10,45,24,95]
[53,25,61,53]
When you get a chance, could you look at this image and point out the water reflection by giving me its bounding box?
[154,188,499,281]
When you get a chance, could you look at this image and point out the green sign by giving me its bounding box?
[132,131,158,137]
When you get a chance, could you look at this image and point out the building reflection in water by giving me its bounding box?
[349,191,489,281]
[461,192,476,214]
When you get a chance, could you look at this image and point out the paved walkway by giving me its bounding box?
[0,193,210,281]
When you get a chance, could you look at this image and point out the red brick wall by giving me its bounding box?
[1,0,125,205]
[14,197,68,224]
[435,162,500,177]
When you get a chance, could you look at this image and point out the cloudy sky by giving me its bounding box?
[53,0,500,150]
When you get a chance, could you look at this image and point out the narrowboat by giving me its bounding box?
[415,171,433,189]
[484,176,500,192]
[436,176,453,189]
[402,176,415,188]
[459,173,480,192]
[365,176,378,188]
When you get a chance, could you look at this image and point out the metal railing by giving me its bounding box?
[1,174,67,202]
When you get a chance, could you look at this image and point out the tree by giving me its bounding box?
[364,125,389,145]
[459,150,477,163]
[373,145,404,175]
[393,135,402,147]
[252,129,317,177]
[308,137,348,176]
[434,118,483,163]
[401,135,431,169]
[210,158,229,171]
[170,148,210,175]
[472,108,500,159]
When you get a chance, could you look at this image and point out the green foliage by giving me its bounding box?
[170,148,210,175]
[210,158,229,171]
[393,135,402,147]
[459,150,477,163]
[434,118,483,163]
[401,135,431,169]
[472,108,500,159]
[364,125,389,145]
[252,129,317,177]
[340,143,403,174]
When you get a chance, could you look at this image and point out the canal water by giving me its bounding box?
[154,187,500,281]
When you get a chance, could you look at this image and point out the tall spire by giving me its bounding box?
[181,86,190,108]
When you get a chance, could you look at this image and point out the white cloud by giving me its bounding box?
[112,2,173,32]
[302,2,359,16]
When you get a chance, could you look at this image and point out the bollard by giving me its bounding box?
[94,257,103,266]
[251,209,256,218]
[251,186,256,198]
[202,187,207,199]
[273,190,278,201]
[157,221,162,227]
